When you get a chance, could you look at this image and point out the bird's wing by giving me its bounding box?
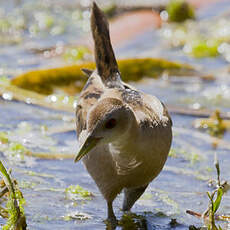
[140,93,172,127]
[76,72,105,136]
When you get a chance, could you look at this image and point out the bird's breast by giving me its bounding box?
[109,124,172,187]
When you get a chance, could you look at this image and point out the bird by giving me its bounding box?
[74,2,172,226]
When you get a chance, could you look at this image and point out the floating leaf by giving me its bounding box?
[65,185,93,201]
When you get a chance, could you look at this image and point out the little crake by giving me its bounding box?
[75,2,172,226]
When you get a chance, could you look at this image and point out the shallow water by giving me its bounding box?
[0,1,230,229]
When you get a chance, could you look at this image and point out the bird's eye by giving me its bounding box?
[105,118,117,129]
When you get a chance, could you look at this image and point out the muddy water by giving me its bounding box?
[0,1,230,229]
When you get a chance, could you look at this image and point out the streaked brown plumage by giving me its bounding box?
[75,2,172,226]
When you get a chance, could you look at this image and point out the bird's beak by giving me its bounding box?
[74,135,102,163]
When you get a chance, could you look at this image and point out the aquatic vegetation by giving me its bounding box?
[160,16,230,59]
[206,188,223,230]
[0,132,9,144]
[166,0,195,23]
[161,24,221,58]
[63,211,92,221]
[174,127,230,152]
[0,128,75,160]
[0,79,76,112]
[187,155,230,229]
[169,147,202,164]
[180,90,230,111]
[11,63,94,95]
[118,213,147,229]
[19,180,37,190]
[63,46,92,63]
[65,185,93,201]
[0,161,27,230]
[165,165,210,181]
[103,3,117,18]
[0,17,23,44]
[11,58,195,95]
[187,39,220,58]
[0,1,92,45]
[4,142,29,162]
[193,110,229,137]
[156,191,180,216]
[24,170,54,179]
[1,1,230,229]
[203,157,228,230]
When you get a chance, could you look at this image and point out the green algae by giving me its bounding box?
[0,79,76,112]
[63,46,91,63]
[166,0,195,23]
[0,130,75,160]
[63,212,92,221]
[0,132,9,144]
[103,3,117,18]
[19,180,37,190]
[6,143,28,161]
[11,58,195,95]
[165,165,210,181]
[118,213,147,230]
[169,147,202,164]
[189,39,220,58]
[0,137,29,162]
[194,110,229,137]
[11,62,94,95]
[24,170,54,179]
[151,188,180,216]
[161,17,230,58]
[65,185,93,201]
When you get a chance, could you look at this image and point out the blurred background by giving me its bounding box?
[0,0,230,229]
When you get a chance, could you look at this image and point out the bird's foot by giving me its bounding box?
[104,215,118,230]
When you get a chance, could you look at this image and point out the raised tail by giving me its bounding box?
[91,2,122,86]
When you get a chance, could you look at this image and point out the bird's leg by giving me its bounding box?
[122,184,148,212]
[106,201,118,228]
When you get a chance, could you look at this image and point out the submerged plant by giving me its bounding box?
[65,184,93,201]
[118,213,147,230]
[63,46,91,63]
[0,132,9,144]
[187,39,220,58]
[194,110,228,138]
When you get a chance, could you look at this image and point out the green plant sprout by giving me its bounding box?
[0,160,27,230]
[205,154,223,230]
[187,153,230,229]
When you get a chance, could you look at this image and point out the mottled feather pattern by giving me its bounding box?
[76,75,171,137]
[76,73,104,135]
[75,2,172,222]
[91,3,119,83]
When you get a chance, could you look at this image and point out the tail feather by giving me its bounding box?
[91,2,120,84]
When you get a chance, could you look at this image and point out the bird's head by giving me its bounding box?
[74,98,135,163]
